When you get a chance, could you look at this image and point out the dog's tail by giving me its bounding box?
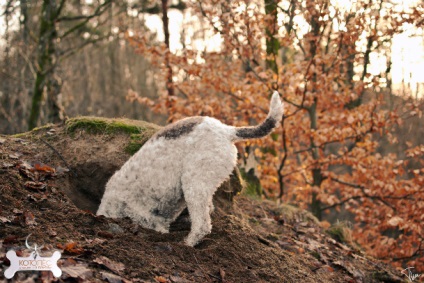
[231,91,284,142]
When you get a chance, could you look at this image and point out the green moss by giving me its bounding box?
[310,250,321,260]
[125,132,156,155]
[10,132,29,139]
[266,233,279,242]
[65,116,160,135]
[326,220,353,244]
[240,167,263,197]
[11,124,55,139]
[249,217,260,225]
[6,117,162,157]
[65,116,161,155]
[32,124,55,132]
[274,203,320,225]
[371,271,393,281]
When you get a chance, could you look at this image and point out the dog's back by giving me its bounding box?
[97,91,284,246]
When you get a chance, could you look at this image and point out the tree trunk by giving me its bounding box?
[308,101,323,220]
[46,75,63,123]
[307,3,324,220]
[20,0,29,43]
[28,0,60,130]
[264,0,279,74]
[161,0,175,112]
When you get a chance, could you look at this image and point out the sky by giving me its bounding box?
[391,31,424,97]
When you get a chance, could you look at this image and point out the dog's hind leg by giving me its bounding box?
[182,183,213,247]
[181,167,235,246]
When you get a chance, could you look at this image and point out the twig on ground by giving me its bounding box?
[39,137,77,177]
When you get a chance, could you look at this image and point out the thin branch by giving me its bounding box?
[58,34,110,61]
[294,132,367,155]
[39,137,76,176]
[198,1,222,34]
[292,29,306,55]
[60,0,112,39]
[162,0,175,99]
[59,14,100,21]
[330,176,396,211]
[382,239,424,261]
[0,68,34,84]
[278,117,288,198]
[198,1,273,91]
[321,196,363,211]
[17,48,37,80]
[56,0,66,18]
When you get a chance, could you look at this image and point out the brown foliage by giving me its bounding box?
[130,0,424,272]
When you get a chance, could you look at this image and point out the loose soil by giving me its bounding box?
[0,118,405,282]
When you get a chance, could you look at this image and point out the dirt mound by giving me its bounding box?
[0,117,404,282]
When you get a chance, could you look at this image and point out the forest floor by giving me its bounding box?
[0,118,407,282]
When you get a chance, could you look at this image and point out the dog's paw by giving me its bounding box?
[184,236,199,247]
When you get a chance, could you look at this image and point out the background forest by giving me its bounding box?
[1,0,423,273]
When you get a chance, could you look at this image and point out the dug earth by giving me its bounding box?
[0,117,404,282]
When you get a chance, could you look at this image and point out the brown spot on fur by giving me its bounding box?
[155,117,204,140]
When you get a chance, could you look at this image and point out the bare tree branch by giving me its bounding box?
[60,0,112,39]
[321,196,363,211]
[330,176,396,211]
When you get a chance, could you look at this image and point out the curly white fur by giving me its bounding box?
[97,91,284,246]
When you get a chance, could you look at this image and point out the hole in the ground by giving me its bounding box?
[62,163,241,231]
[63,162,118,213]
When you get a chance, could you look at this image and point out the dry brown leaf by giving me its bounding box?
[3,235,19,244]
[12,208,23,214]
[62,257,78,267]
[169,275,190,283]
[219,268,226,280]
[19,161,36,180]
[57,242,85,255]
[0,216,11,223]
[321,265,334,272]
[86,238,106,245]
[101,271,124,283]
[2,162,14,168]
[9,152,21,159]
[62,264,92,280]
[98,230,115,239]
[154,276,169,283]
[48,229,58,237]
[387,216,403,227]
[94,256,125,274]
[34,162,56,173]
[56,166,70,175]
[333,260,365,279]
[24,181,47,191]
[24,211,36,226]
[320,220,331,229]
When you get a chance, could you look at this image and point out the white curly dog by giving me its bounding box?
[97,91,284,246]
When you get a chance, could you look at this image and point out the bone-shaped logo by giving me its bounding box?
[4,250,62,279]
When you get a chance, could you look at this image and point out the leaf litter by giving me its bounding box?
[0,126,406,283]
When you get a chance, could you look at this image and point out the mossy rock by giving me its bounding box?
[11,124,56,139]
[65,116,161,155]
[65,116,160,135]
